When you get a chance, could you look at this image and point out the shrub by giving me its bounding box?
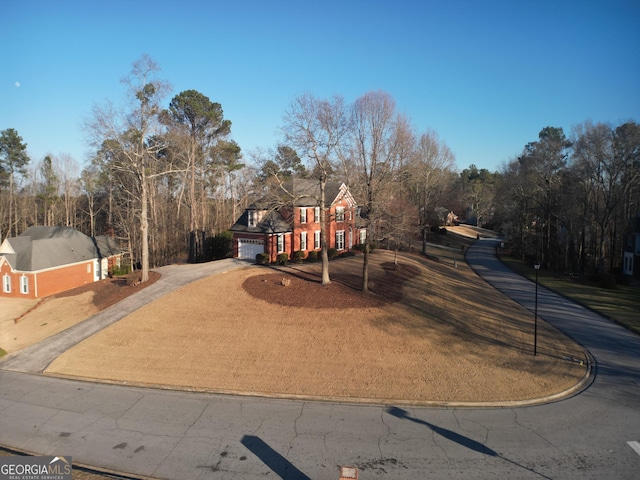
[205,230,233,260]
[256,253,269,265]
[277,253,289,265]
[292,250,305,263]
[110,265,131,277]
[339,251,355,258]
[327,248,339,259]
[307,250,318,262]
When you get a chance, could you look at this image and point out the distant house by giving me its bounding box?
[623,214,640,278]
[0,226,122,299]
[230,180,366,262]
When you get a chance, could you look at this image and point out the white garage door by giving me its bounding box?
[238,238,264,259]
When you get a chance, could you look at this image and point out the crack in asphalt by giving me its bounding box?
[378,405,391,459]
[288,402,305,456]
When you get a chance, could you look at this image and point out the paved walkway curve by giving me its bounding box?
[1,243,639,479]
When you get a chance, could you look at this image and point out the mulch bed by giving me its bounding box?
[242,261,421,308]
[53,271,161,311]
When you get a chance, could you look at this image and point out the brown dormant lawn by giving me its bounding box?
[45,250,588,404]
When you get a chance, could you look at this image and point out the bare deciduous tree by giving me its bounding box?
[402,129,456,253]
[84,54,174,282]
[282,94,349,285]
[347,91,413,291]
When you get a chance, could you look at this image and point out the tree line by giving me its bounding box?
[495,123,640,276]
[1,55,638,284]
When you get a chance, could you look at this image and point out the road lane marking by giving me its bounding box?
[628,441,640,456]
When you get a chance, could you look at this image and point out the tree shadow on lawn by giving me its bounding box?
[243,252,586,370]
[52,271,161,311]
[242,259,421,308]
[367,254,587,365]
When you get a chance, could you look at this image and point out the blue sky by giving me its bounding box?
[2,0,639,173]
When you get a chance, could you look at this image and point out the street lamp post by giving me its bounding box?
[534,262,540,356]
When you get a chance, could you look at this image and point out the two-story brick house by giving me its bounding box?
[230,180,365,262]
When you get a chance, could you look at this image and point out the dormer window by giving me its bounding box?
[248,210,257,227]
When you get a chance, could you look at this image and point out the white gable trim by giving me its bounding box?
[332,183,357,208]
[0,256,10,271]
[0,239,15,254]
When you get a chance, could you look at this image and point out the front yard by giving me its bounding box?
[43,250,587,404]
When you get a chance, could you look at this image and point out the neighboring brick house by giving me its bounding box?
[0,226,122,299]
[231,180,366,262]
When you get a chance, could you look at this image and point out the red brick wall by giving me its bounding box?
[292,207,321,257]
[0,260,94,299]
[36,262,95,297]
[289,202,357,257]
[267,233,292,263]
[1,260,36,299]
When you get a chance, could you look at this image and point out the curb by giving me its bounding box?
[43,351,594,409]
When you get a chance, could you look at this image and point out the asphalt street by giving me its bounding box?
[0,241,639,479]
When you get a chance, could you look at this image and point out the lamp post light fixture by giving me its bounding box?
[533,262,541,356]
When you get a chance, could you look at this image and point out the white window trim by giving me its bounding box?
[336,230,345,251]
[248,210,256,227]
[300,208,307,224]
[3,274,11,293]
[314,230,321,250]
[277,234,285,253]
[20,275,28,294]
[314,207,320,223]
[300,232,307,251]
[336,206,345,222]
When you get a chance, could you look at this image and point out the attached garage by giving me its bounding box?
[237,238,264,259]
[230,202,292,263]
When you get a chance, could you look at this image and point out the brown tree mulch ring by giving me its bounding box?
[242,261,422,308]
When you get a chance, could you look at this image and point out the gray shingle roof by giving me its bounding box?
[230,209,291,234]
[283,179,345,207]
[0,226,120,272]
